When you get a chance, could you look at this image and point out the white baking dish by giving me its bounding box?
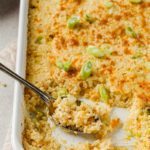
[12,0,135,149]
[12,0,28,149]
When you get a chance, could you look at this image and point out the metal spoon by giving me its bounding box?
[0,62,83,134]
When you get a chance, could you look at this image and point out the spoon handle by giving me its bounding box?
[0,63,52,104]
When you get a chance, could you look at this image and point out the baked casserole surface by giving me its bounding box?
[23,0,150,149]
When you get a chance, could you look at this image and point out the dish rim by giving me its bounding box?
[12,0,29,149]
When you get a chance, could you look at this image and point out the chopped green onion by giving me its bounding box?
[85,14,95,23]
[56,60,64,69]
[125,27,137,38]
[104,0,113,8]
[129,0,142,4]
[80,61,92,80]
[145,62,150,71]
[63,61,71,72]
[35,36,43,44]
[86,46,104,58]
[87,44,112,58]
[67,16,80,29]
[99,85,109,102]
[56,61,71,72]
[57,88,68,96]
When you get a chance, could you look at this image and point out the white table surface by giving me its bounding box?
[0,0,19,148]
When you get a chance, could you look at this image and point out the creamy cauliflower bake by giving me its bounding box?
[23,0,150,149]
